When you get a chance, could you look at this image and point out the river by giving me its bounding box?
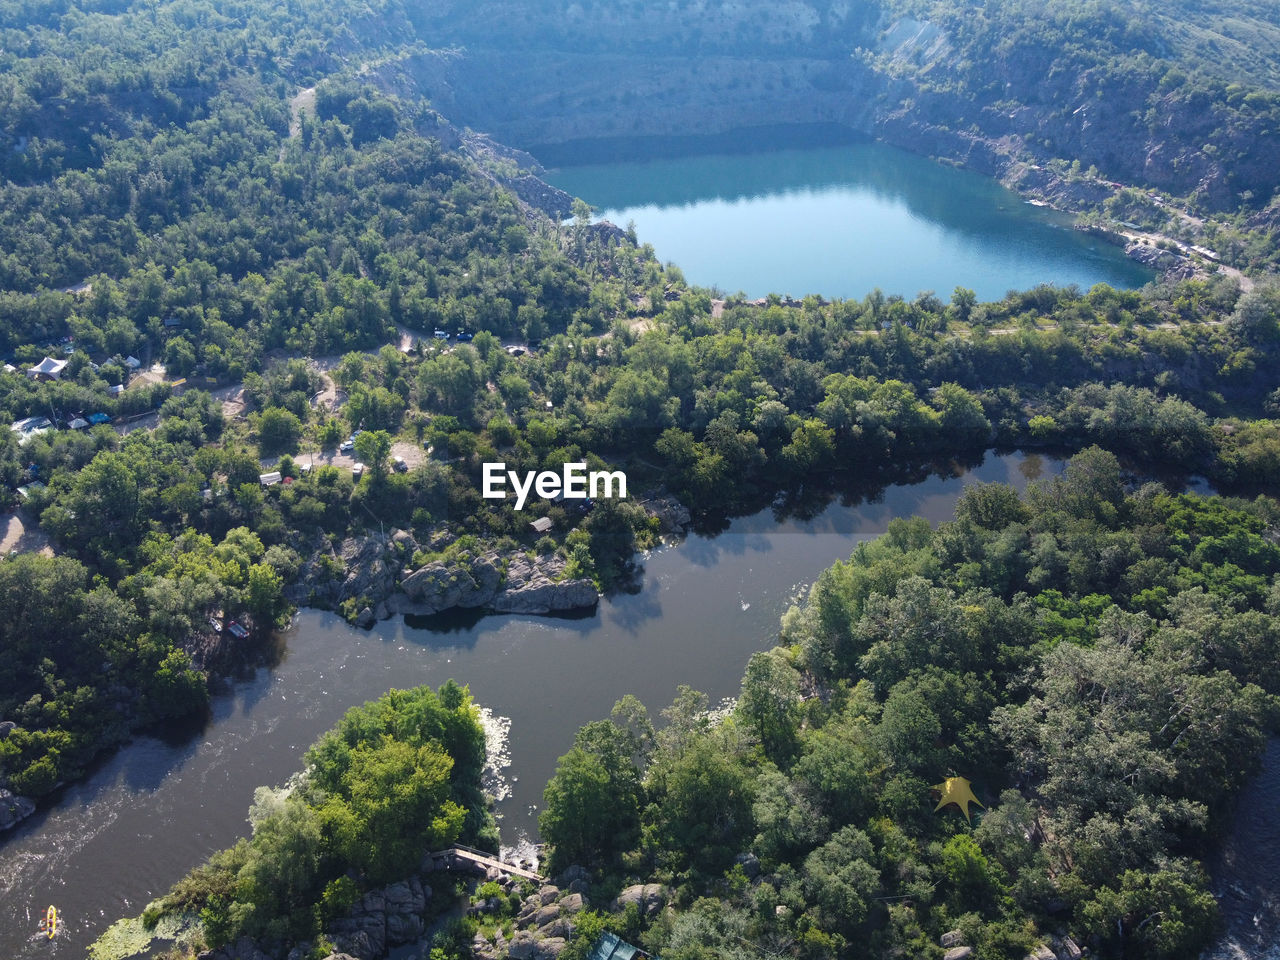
[1204,738,1280,960]
[0,452,1055,958]
[545,140,1153,302]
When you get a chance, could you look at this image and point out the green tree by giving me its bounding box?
[540,746,624,871]
[257,407,303,457]
[353,430,393,482]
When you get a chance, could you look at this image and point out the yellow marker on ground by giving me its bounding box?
[933,776,983,822]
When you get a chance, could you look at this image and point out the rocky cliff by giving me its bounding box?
[365,2,1280,216]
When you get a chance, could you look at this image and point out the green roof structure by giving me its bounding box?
[588,931,654,960]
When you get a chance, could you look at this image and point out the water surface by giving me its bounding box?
[1205,738,1280,960]
[547,142,1153,301]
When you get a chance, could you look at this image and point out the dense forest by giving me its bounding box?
[3,0,1280,835]
[531,450,1280,960]
[1,1,1279,958]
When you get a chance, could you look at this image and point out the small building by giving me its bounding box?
[68,417,89,430]
[351,463,365,479]
[162,316,182,329]
[259,471,282,486]
[10,416,53,445]
[588,933,656,960]
[107,384,124,396]
[87,412,112,425]
[16,482,45,500]
[26,357,68,381]
[124,356,142,370]
[530,516,553,535]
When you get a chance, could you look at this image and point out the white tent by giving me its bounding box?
[26,357,68,380]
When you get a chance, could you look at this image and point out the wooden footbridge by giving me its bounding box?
[427,843,545,883]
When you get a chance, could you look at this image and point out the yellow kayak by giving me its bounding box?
[46,905,57,939]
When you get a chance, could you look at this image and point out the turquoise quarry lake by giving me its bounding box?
[546,142,1153,301]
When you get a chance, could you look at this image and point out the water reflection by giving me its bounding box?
[547,142,1153,300]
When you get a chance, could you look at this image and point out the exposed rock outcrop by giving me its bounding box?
[324,876,432,960]
[1124,241,1198,280]
[0,787,36,831]
[645,494,691,538]
[292,529,599,627]
[610,883,668,918]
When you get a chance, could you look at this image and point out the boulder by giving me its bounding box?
[536,937,568,958]
[539,884,562,905]
[1052,937,1083,960]
[586,220,629,245]
[1124,241,1189,276]
[538,918,572,939]
[0,789,36,831]
[646,495,692,536]
[534,904,559,926]
[490,574,597,615]
[559,892,588,913]
[556,864,589,886]
[1025,947,1056,960]
[508,931,539,960]
[611,883,668,918]
[941,930,966,948]
[355,606,375,629]
[517,896,541,923]
[328,930,377,960]
[568,877,590,895]
[399,555,502,611]
[943,948,973,960]
[385,910,423,945]
[734,852,761,879]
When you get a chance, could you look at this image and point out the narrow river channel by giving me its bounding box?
[1,451,1264,960]
[0,452,1058,957]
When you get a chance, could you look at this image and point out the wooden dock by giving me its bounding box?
[428,843,545,883]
